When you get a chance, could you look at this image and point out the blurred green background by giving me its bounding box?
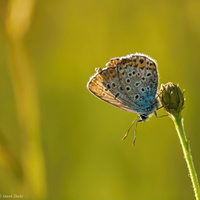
[0,0,200,199]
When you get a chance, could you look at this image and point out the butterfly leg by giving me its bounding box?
[157,104,169,110]
[154,110,168,118]
[122,116,139,141]
[133,117,143,146]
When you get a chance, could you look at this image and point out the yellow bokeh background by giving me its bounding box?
[0,0,200,199]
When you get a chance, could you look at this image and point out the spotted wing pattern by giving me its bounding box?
[87,53,159,115]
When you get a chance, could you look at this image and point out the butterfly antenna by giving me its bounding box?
[122,116,139,141]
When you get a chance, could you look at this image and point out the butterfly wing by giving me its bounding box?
[87,58,139,113]
[116,54,159,110]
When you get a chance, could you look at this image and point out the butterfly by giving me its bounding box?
[87,53,159,144]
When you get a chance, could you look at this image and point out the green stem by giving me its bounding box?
[171,113,200,200]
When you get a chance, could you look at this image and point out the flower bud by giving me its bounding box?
[159,82,185,116]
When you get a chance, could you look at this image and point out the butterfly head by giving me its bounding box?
[139,114,149,122]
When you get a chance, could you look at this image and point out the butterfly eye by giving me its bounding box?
[140,114,148,120]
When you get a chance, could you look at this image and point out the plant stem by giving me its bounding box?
[4,1,46,199]
[171,113,200,200]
